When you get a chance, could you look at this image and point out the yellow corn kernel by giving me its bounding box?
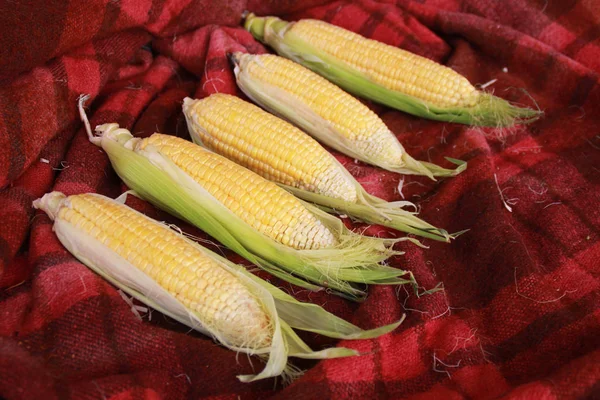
[184,93,359,202]
[230,54,407,172]
[59,193,271,349]
[288,19,479,108]
[136,133,337,250]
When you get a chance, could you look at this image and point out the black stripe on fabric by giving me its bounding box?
[498,290,600,384]
[584,379,600,400]
[502,147,600,242]
[459,0,579,24]
[0,226,15,269]
[458,1,486,17]
[322,1,349,23]
[415,324,439,395]
[0,277,31,302]
[359,10,386,39]
[433,176,527,308]
[204,56,230,74]
[563,22,600,57]
[568,73,598,107]
[98,0,122,37]
[0,185,34,261]
[40,303,73,400]
[537,0,579,22]
[526,176,599,247]
[428,161,596,311]
[379,291,598,394]
[359,2,442,60]
[161,0,206,36]
[31,252,78,278]
[21,294,117,399]
[291,380,333,400]
[531,53,558,93]
[0,0,69,81]
[497,118,600,246]
[0,89,25,185]
[371,364,447,398]
[50,60,72,130]
[97,288,145,397]
[148,0,168,25]
[372,335,386,398]
[526,109,564,138]
[555,138,600,188]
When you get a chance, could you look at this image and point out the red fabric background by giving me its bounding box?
[1,0,599,399]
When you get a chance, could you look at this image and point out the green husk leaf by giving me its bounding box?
[279,320,359,359]
[275,290,405,339]
[282,184,452,242]
[223,253,404,339]
[244,14,542,127]
[416,157,468,178]
[418,281,445,296]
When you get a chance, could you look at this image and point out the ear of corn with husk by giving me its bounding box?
[79,96,414,301]
[243,14,541,127]
[33,191,403,382]
[183,93,455,242]
[228,52,465,179]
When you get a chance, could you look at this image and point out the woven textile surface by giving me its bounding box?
[0,0,599,399]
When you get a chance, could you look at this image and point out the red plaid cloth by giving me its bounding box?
[1,0,599,398]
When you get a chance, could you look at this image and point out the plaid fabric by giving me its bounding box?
[1,0,599,398]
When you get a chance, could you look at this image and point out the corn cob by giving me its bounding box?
[244,14,541,127]
[139,133,337,250]
[79,96,415,301]
[184,93,359,201]
[184,93,454,242]
[228,52,465,179]
[33,191,403,382]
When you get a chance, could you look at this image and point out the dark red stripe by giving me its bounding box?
[98,0,123,37]
[0,89,25,186]
[564,23,600,54]
[148,0,168,25]
[50,60,74,127]
[0,0,69,80]
[322,0,349,22]
[204,56,230,74]
[537,0,579,21]
[358,10,385,38]
[0,187,34,272]
[585,380,600,400]
[501,155,600,241]
[496,291,599,372]
[0,237,13,276]
[568,73,598,107]
[30,253,77,278]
